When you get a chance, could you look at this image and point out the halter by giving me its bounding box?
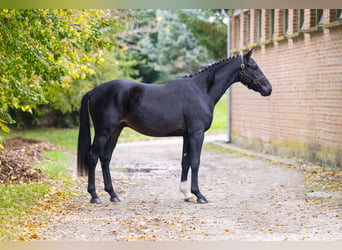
[239,53,266,86]
[240,53,244,69]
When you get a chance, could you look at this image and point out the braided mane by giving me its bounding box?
[184,55,238,78]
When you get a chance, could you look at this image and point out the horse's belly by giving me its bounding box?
[123,115,186,137]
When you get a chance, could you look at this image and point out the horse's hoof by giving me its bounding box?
[110,196,121,202]
[90,197,102,204]
[184,197,195,202]
[197,197,208,204]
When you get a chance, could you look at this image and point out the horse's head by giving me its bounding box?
[239,49,272,96]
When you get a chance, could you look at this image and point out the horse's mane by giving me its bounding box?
[183,55,238,78]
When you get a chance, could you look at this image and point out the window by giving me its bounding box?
[316,9,323,25]
[256,9,262,41]
[236,16,240,48]
[337,9,342,19]
[298,9,304,30]
[269,9,275,38]
[246,11,251,44]
[283,9,289,34]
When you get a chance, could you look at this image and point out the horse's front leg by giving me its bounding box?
[180,135,193,201]
[189,131,208,204]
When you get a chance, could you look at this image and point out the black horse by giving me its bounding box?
[77,49,272,204]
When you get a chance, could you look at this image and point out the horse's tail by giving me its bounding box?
[77,90,93,177]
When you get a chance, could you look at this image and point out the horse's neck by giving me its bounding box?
[206,59,240,104]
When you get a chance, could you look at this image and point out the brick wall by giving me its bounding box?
[230,9,342,169]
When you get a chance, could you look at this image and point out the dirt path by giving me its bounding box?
[41,137,341,241]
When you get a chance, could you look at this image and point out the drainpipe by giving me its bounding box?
[221,9,232,143]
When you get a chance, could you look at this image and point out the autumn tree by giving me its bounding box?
[0,9,114,145]
[39,10,140,122]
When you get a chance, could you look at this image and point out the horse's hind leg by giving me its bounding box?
[88,134,108,204]
[100,126,123,202]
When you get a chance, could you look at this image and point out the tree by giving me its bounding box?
[0,9,112,146]
[138,9,212,83]
[178,10,227,60]
[47,45,140,116]
[117,10,214,84]
[115,9,160,83]
[42,10,140,117]
[120,10,228,84]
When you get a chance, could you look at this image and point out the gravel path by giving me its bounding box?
[41,136,341,241]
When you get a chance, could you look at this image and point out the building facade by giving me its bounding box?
[230,9,342,169]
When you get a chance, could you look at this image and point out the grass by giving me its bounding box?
[1,128,78,151]
[204,142,251,158]
[36,151,72,180]
[1,127,150,152]
[0,150,74,240]
[208,94,227,133]
[0,183,51,240]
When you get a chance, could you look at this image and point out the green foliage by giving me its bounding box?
[0,9,112,136]
[122,10,213,84]
[115,10,159,83]
[178,11,227,60]
[0,9,141,132]
[131,52,160,83]
[87,46,140,87]
[0,9,228,136]
[41,46,140,126]
[141,10,212,82]
[122,10,228,84]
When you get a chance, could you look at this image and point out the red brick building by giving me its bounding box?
[230,9,342,169]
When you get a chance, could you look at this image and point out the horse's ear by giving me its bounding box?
[245,48,254,60]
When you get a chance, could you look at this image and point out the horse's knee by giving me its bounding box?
[100,153,112,166]
[88,150,99,167]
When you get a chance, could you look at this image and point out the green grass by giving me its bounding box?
[1,127,147,152]
[0,150,74,240]
[1,128,79,151]
[204,142,251,158]
[208,94,228,133]
[0,183,50,240]
[36,151,72,180]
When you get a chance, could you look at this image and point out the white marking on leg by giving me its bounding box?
[180,181,192,200]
